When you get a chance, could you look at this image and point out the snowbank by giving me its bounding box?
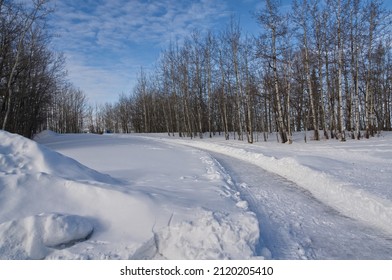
[0,213,93,259]
[1,130,117,184]
[1,130,260,259]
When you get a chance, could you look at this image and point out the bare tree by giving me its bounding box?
[2,0,49,131]
[257,0,289,143]
[293,0,320,140]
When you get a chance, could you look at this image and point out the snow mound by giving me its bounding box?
[158,210,259,259]
[0,131,143,259]
[132,209,259,260]
[0,130,116,184]
[1,131,261,259]
[0,213,93,260]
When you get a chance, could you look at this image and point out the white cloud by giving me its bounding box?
[48,0,234,103]
[63,54,135,104]
[52,0,230,48]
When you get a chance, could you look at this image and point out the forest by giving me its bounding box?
[0,0,86,138]
[1,0,391,143]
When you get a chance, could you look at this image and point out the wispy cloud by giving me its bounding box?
[48,0,232,103]
[63,53,136,104]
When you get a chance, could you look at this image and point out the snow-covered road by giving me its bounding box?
[210,153,392,259]
[163,137,392,238]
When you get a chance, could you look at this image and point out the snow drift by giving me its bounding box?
[0,213,93,259]
[0,129,117,184]
[0,130,260,259]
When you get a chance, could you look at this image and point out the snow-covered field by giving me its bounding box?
[1,130,392,259]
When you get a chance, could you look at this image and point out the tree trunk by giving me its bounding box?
[337,0,346,141]
[272,30,288,143]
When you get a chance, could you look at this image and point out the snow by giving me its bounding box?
[160,135,392,236]
[0,213,93,259]
[0,130,258,259]
[1,129,392,259]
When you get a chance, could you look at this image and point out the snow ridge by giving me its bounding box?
[166,139,392,236]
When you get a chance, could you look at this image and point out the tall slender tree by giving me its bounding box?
[257,0,289,143]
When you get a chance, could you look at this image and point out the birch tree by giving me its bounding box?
[257,0,289,143]
[293,0,320,140]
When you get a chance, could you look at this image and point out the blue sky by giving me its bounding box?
[48,0,294,104]
[55,0,392,105]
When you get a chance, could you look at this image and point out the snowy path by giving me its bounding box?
[209,153,392,259]
[162,137,392,239]
[2,130,392,259]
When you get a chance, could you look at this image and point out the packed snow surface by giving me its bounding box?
[1,130,392,259]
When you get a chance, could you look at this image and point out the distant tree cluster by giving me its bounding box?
[0,0,88,138]
[101,0,391,143]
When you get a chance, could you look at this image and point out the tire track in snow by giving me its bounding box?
[210,153,392,260]
[164,139,392,237]
[210,153,317,259]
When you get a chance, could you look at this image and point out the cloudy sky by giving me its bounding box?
[48,0,292,104]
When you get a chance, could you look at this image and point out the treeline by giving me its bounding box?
[100,0,391,143]
[0,0,88,138]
